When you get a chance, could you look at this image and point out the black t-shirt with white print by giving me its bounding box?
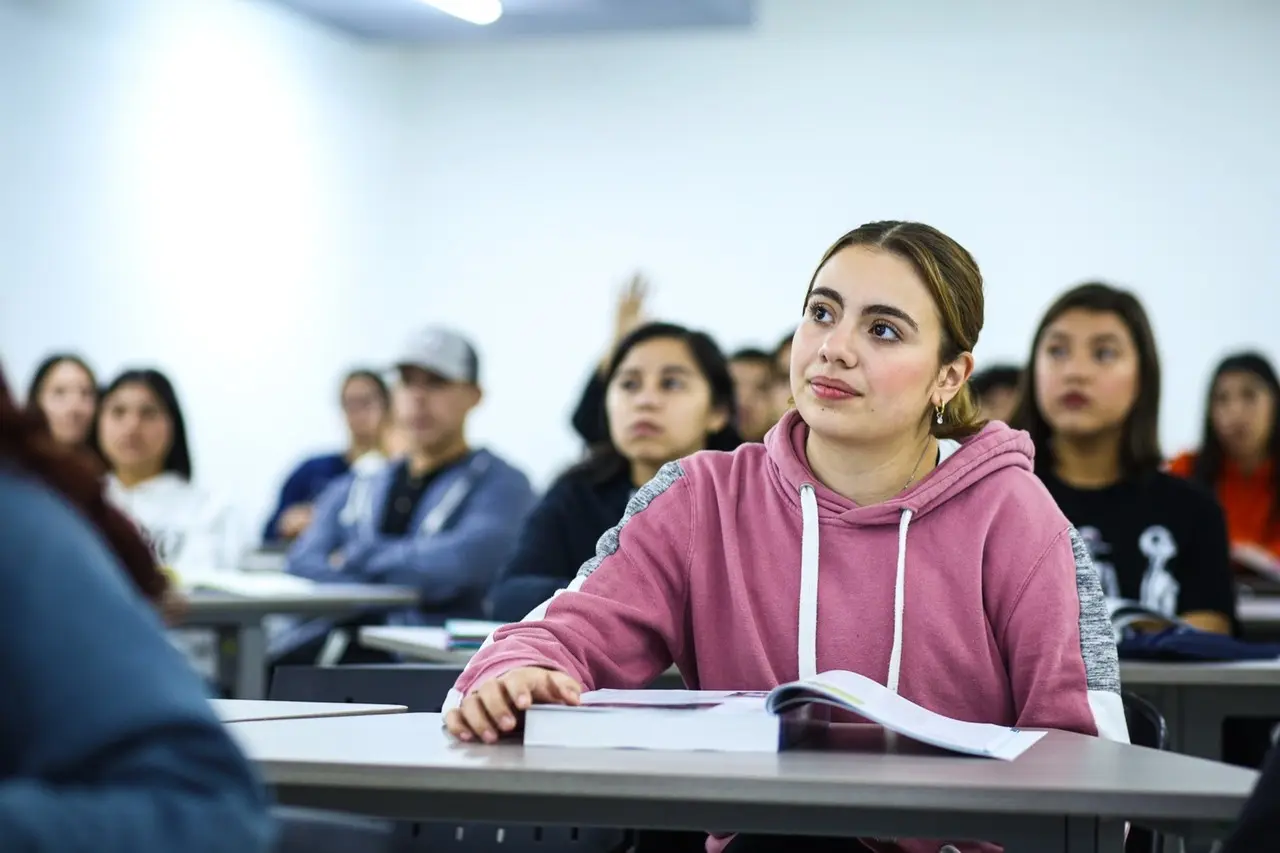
[1041,470,1236,623]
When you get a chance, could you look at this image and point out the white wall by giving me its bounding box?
[3,0,1279,532]
[0,0,416,531]
[404,0,1280,487]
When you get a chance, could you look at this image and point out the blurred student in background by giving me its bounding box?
[93,368,244,681]
[93,369,244,573]
[263,368,390,544]
[0,365,273,853]
[279,328,535,663]
[573,274,649,447]
[1170,353,1280,571]
[25,353,100,461]
[1011,283,1235,633]
[489,322,742,622]
[727,347,777,442]
[770,331,793,420]
[970,363,1022,423]
[447,222,1125,853]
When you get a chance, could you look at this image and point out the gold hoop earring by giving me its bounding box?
[935,403,945,425]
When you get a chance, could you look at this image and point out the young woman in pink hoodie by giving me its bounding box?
[445,220,1128,853]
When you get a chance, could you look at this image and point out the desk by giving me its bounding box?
[230,713,1255,853]
[1238,596,1280,637]
[212,699,407,723]
[1122,659,1280,761]
[357,625,686,686]
[183,585,419,700]
[358,625,473,664]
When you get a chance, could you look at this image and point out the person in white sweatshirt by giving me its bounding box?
[93,368,247,686]
[93,369,244,573]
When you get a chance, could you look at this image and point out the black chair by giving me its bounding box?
[272,807,395,853]
[269,663,628,853]
[1122,691,1169,853]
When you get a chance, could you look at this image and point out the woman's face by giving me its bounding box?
[790,246,961,445]
[341,376,387,447]
[37,360,96,446]
[1034,308,1140,440]
[98,382,174,477]
[606,337,728,469]
[1211,370,1276,462]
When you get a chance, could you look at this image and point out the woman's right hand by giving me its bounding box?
[444,667,583,744]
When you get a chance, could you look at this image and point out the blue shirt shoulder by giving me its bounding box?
[0,470,274,852]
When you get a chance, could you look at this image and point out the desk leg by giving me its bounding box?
[1063,818,1125,853]
[233,624,268,699]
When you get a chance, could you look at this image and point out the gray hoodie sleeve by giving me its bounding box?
[0,471,275,853]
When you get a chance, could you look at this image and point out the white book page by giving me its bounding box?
[580,689,767,707]
[768,670,1044,760]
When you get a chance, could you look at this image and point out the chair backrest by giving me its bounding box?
[1121,690,1169,751]
[1120,691,1167,853]
[268,664,464,711]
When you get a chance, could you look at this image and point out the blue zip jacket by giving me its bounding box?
[0,469,274,853]
[284,449,536,625]
[262,452,351,543]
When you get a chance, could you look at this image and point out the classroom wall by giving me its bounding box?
[3,0,1279,534]
[0,0,415,533]
[403,0,1280,488]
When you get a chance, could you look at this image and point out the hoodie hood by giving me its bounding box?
[764,409,1038,688]
[764,408,1036,525]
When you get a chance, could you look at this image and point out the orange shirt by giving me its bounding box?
[1169,451,1280,558]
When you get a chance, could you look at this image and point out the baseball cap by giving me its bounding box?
[392,327,480,385]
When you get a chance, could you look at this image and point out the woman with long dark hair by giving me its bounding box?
[25,353,99,453]
[1170,353,1280,569]
[1010,282,1235,633]
[0,364,272,851]
[488,321,741,622]
[92,368,243,572]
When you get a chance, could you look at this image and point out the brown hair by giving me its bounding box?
[1009,282,1164,479]
[0,364,170,605]
[804,220,986,439]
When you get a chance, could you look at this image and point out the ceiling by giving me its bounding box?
[264,0,757,43]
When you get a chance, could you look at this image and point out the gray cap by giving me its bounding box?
[392,327,480,385]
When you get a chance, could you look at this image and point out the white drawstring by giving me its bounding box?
[797,484,912,694]
[887,509,913,693]
[798,484,820,679]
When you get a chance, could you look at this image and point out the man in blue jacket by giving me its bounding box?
[277,327,536,663]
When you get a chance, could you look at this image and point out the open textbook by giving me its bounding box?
[522,669,1045,760]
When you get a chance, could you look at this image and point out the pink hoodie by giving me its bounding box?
[451,411,1127,853]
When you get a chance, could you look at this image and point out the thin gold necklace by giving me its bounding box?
[901,437,934,492]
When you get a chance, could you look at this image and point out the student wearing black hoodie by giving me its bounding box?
[489,322,742,622]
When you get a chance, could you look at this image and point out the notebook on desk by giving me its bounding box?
[522,669,1044,759]
[444,618,504,649]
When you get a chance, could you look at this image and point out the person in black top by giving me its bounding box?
[572,274,650,447]
[489,322,742,622]
[1010,282,1235,634]
[1223,743,1280,853]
